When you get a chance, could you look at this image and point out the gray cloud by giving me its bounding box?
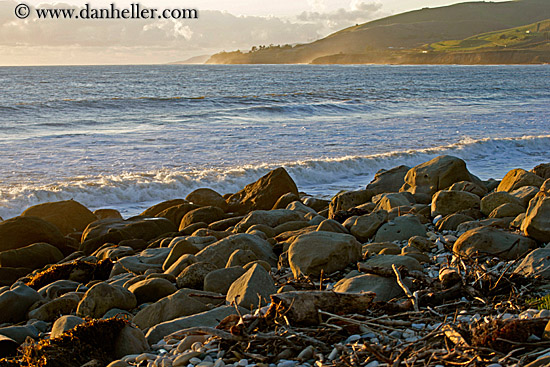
[298,2,385,29]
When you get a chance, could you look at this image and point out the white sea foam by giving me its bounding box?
[1,135,548,220]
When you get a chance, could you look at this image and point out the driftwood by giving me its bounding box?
[266,290,376,325]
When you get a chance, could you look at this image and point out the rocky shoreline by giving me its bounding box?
[0,155,549,367]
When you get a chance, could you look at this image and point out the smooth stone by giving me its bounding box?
[28,292,84,321]
[334,274,406,302]
[0,283,42,324]
[226,264,276,310]
[497,168,544,192]
[431,190,480,217]
[176,262,218,290]
[0,242,64,270]
[522,189,550,242]
[0,325,39,344]
[0,216,67,253]
[361,254,422,272]
[114,325,149,359]
[128,278,177,304]
[51,315,86,337]
[76,282,137,318]
[349,211,388,242]
[366,165,410,195]
[481,191,523,216]
[204,266,246,294]
[226,249,258,268]
[374,214,426,242]
[21,199,97,235]
[514,248,550,278]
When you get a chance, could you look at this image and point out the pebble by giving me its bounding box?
[345,334,361,343]
[411,323,425,329]
[277,360,297,367]
[365,362,379,367]
[237,359,249,366]
[172,352,201,367]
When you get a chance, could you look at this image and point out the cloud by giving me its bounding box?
[298,1,384,29]
[0,0,385,64]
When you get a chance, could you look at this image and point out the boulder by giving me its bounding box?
[431,190,480,217]
[128,278,177,304]
[366,165,410,195]
[374,193,411,212]
[316,219,349,234]
[0,242,63,270]
[114,325,149,359]
[226,263,276,309]
[227,168,299,214]
[0,267,32,287]
[511,186,540,207]
[145,305,244,344]
[272,192,300,210]
[448,181,488,197]
[0,216,66,253]
[194,234,277,268]
[94,245,134,261]
[362,242,400,257]
[141,199,187,217]
[481,191,523,216]
[234,210,303,233]
[532,163,550,179]
[226,249,258,268]
[488,203,525,219]
[112,248,171,276]
[328,190,374,219]
[155,203,200,227]
[162,238,200,271]
[80,217,177,255]
[21,200,97,235]
[286,201,317,215]
[497,169,544,192]
[185,188,228,211]
[361,254,422,272]
[514,248,550,278]
[179,206,225,230]
[273,221,310,236]
[38,279,84,299]
[436,214,474,231]
[176,262,217,290]
[76,282,137,318]
[288,231,362,277]
[164,254,197,277]
[453,226,536,260]
[0,334,18,358]
[28,292,83,321]
[408,236,434,252]
[521,192,550,242]
[0,284,42,323]
[349,211,387,242]
[374,214,426,243]
[333,274,407,302]
[93,209,123,220]
[51,315,86,338]
[400,155,480,196]
[0,325,39,344]
[203,266,246,294]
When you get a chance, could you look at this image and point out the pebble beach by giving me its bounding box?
[1,155,550,366]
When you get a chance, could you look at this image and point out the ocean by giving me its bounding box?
[0,64,549,219]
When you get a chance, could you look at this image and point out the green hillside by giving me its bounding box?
[207,0,550,64]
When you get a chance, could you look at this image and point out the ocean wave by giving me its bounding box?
[1,135,548,220]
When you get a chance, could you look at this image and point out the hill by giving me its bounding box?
[206,0,550,64]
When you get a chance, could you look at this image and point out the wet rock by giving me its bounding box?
[226,263,276,309]
[0,242,64,270]
[374,214,426,242]
[194,234,277,268]
[334,274,406,302]
[80,217,177,255]
[128,278,177,304]
[176,262,217,290]
[203,266,246,294]
[0,283,42,324]
[497,168,544,192]
[400,155,481,196]
[226,167,299,214]
[0,216,67,253]
[145,305,244,344]
[349,211,387,242]
[21,199,97,235]
[132,289,213,330]
[431,190,480,217]
[453,226,536,260]
[50,315,85,338]
[288,231,361,277]
[76,282,137,318]
[366,165,410,195]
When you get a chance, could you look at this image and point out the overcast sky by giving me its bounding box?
[0,0,509,65]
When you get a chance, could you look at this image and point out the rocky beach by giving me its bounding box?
[0,155,550,367]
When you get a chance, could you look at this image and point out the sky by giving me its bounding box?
[0,0,509,65]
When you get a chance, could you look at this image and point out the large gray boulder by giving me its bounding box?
[514,248,550,278]
[431,190,480,217]
[497,168,544,192]
[374,215,426,242]
[76,282,137,318]
[288,231,361,277]
[204,266,246,294]
[0,242,64,270]
[521,187,550,242]
[226,264,276,309]
[194,234,277,268]
[366,165,410,195]
[349,211,387,242]
[0,284,42,324]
